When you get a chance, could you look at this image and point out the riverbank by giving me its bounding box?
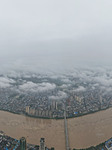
[73,141,105,150]
[0,106,110,120]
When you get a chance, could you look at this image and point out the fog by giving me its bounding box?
[0,0,112,73]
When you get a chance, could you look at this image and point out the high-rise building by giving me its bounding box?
[26,106,30,114]
[40,138,45,150]
[20,137,26,150]
[30,107,36,115]
[52,101,58,110]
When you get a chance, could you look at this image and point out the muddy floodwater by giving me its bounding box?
[0,108,112,150]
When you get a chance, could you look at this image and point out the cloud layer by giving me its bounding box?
[19,82,56,93]
[0,0,112,73]
[0,77,15,88]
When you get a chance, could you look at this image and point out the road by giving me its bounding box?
[64,108,70,150]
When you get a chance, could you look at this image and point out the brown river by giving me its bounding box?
[0,108,112,150]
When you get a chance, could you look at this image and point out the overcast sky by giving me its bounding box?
[0,0,112,73]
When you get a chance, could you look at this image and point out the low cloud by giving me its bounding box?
[19,81,56,93]
[59,84,69,89]
[73,86,86,92]
[0,77,15,88]
[94,76,112,87]
[49,91,67,100]
[61,78,72,84]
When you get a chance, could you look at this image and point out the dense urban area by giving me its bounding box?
[1,68,112,149]
[0,131,54,150]
[0,69,112,119]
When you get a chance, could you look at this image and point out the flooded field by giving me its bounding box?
[0,108,112,150]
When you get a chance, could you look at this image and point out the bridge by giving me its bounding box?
[64,108,70,150]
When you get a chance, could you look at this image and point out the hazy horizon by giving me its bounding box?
[0,0,112,73]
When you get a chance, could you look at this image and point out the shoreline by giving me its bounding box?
[0,106,110,120]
